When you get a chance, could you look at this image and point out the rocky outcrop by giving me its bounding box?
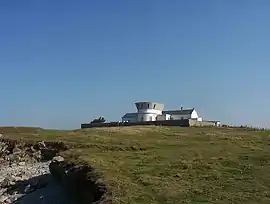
[49,156,111,204]
[0,139,110,204]
[0,138,68,164]
[0,138,69,204]
[0,161,65,204]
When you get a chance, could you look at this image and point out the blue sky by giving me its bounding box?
[0,0,269,129]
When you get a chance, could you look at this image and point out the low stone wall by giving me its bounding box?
[81,119,190,129]
[189,120,217,127]
[81,119,221,129]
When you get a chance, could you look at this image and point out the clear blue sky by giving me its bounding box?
[0,0,269,129]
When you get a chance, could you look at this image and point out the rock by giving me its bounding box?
[0,195,9,202]
[37,141,46,149]
[24,154,34,163]
[0,144,9,156]
[49,156,65,181]
[18,161,26,166]
[24,184,31,193]
[12,147,22,155]
[30,146,36,152]
[7,154,17,162]
[1,176,15,188]
[52,156,64,162]
[0,185,6,194]
[175,173,181,178]
[0,140,92,204]
[0,133,3,138]
[12,176,22,182]
[49,163,65,181]
[32,150,42,161]
[0,160,67,203]
[4,198,11,204]
[0,158,7,165]
[9,193,23,202]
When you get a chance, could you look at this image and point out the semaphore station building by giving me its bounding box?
[81,101,221,129]
[122,101,203,122]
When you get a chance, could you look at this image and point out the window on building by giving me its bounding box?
[147,104,149,108]
[141,117,143,121]
[153,104,156,109]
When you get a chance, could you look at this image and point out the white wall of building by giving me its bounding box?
[191,110,199,119]
[166,114,171,120]
[137,108,162,115]
[137,113,159,121]
[170,110,199,120]
[137,108,162,122]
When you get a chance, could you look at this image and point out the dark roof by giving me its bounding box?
[122,113,137,118]
[162,108,194,115]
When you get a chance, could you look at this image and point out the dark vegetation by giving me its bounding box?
[90,117,106,124]
[1,126,270,204]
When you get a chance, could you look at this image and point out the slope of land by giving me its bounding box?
[1,126,270,204]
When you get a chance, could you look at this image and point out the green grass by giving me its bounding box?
[1,126,270,204]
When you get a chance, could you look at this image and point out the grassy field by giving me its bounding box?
[1,126,270,204]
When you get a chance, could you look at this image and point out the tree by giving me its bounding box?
[90,116,106,124]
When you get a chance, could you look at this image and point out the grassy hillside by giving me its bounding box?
[1,126,270,204]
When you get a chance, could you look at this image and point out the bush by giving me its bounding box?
[90,117,106,124]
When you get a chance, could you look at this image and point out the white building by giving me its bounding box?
[122,101,203,122]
